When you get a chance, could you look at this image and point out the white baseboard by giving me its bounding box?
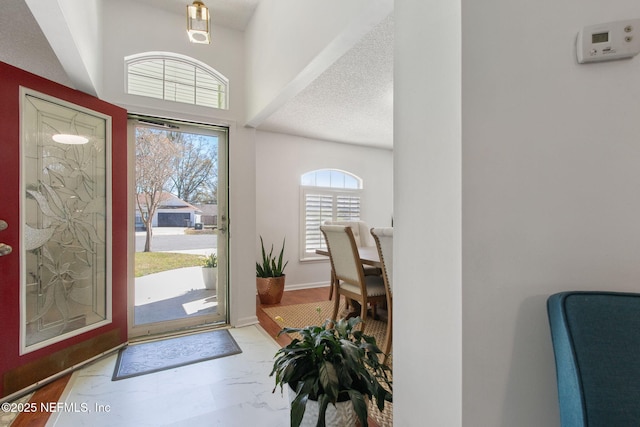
[284,281,331,292]
[234,315,259,327]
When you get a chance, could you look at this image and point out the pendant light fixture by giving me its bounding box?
[187,1,211,44]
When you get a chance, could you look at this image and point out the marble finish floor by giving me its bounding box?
[45,325,289,427]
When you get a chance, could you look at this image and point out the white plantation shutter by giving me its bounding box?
[300,191,362,259]
[336,195,360,221]
[300,170,363,260]
[304,193,334,252]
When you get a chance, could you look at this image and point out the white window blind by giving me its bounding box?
[300,169,363,260]
[336,195,361,221]
[304,193,334,252]
[302,190,361,255]
[125,52,228,109]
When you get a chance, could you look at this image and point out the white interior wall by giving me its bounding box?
[394,0,462,425]
[399,0,640,423]
[57,0,102,95]
[255,131,393,289]
[461,0,640,425]
[99,0,257,327]
[25,0,102,95]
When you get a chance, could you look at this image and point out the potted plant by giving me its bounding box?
[256,236,288,304]
[271,317,392,427]
[202,252,218,291]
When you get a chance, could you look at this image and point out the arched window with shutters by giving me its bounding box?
[300,169,363,260]
[125,52,229,109]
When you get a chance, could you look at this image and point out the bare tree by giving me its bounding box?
[197,176,218,204]
[135,128,176,252]
[168,132,218,204]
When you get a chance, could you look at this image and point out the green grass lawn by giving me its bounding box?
[135,252,205,277]
[184,228,218,235]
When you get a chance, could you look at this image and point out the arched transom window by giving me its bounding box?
[125,52,228,109]
[300,169,363,260]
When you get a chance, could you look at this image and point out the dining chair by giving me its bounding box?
[323,220,381,301]
[320,225,386,332]
[370,227,393,363]
[547,291,640,426]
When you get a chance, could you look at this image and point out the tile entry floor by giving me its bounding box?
[45,325,289,427]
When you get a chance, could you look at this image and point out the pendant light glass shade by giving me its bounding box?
[187,1,210,44]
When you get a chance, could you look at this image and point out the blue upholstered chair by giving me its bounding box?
[547,291,640,426]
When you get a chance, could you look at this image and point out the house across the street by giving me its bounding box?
[194,203,218,227]
[135,192,201,230]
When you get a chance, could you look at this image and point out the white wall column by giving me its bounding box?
[394,0,462,425]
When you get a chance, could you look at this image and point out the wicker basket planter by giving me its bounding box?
[288,385,359,427]
[257,275,285,304]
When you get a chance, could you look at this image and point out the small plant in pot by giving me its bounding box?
[202,253,218,290]
[271,317,392,427]
[256,236,288,304]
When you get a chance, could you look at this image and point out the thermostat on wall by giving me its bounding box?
[577,19,640,63]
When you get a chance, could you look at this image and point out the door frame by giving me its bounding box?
[126,115,229,339]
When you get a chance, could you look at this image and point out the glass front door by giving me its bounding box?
[127,117,228,338]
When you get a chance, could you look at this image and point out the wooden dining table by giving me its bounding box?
[315,246,381,268]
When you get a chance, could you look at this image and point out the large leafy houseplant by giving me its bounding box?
[271,317,392,427]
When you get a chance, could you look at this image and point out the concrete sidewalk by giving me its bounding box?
[134,266,222,325]
[133,227,221,325]
[135,227,188,236]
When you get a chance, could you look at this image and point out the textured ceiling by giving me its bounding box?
[258,14,394,149]
[131,0,394,150]
[0,0,72,87]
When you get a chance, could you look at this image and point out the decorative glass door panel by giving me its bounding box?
[21,88,112,354]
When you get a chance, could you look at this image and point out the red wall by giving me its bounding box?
[0,62,128,397]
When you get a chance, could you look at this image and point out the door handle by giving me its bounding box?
[218,214,228,234]
[0,243,11,256]
[0,219,12,256]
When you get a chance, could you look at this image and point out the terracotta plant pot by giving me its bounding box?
[256,275,285,304]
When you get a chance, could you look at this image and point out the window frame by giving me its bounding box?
[299,170,363,261]
[124,51,229,110]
